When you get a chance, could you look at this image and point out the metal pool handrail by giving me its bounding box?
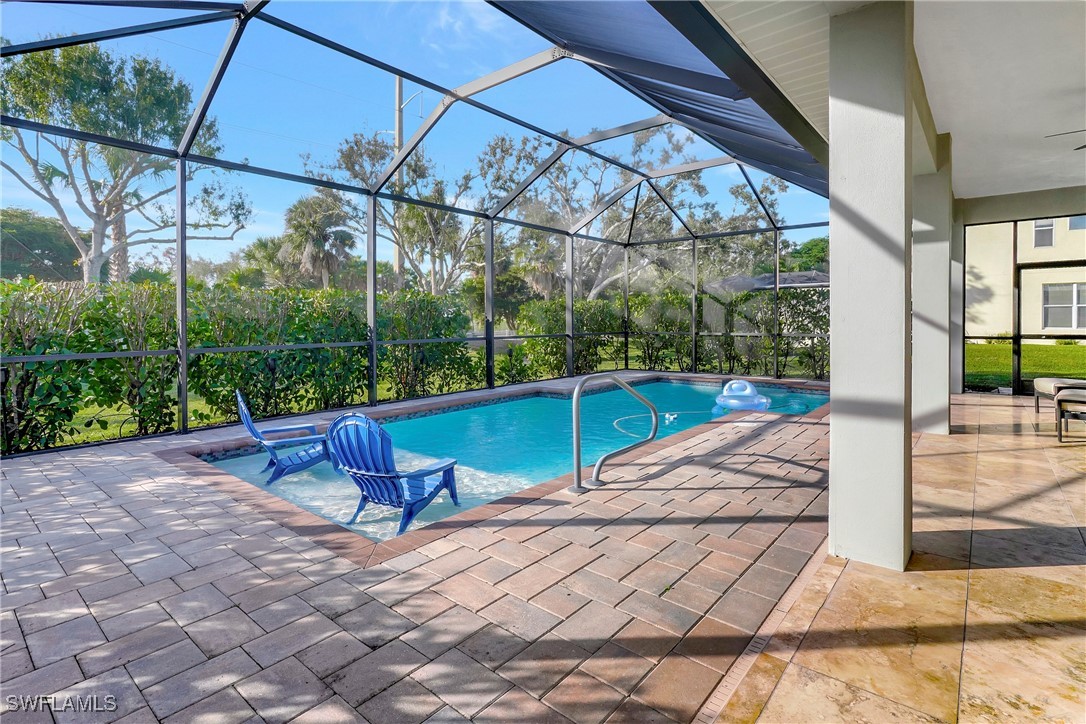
[569,373,659,494]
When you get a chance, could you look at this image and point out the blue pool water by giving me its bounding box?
[211,381,827,540]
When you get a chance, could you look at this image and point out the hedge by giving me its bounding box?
[1,279,831,453]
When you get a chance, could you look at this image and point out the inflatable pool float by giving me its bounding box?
[712,380,771,415]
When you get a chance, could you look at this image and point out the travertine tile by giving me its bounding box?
[713,654,786,724]
[792,603,963,722]
[758,664,939,723]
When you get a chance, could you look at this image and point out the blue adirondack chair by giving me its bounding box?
[236,390,329,485]
[325,413,459,535]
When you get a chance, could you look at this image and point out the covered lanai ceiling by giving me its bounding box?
[701,0,1086,199]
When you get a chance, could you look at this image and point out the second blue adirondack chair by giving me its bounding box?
[236,390,329,485]
[325,413,459,535]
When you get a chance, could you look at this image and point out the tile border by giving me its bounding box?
[693,541,831,724]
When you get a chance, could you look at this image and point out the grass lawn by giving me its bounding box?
[965,342,1085,391]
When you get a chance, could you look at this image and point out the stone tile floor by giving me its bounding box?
[2,385,1082,723]
[2,374,830,723]
[714,393,1086,723]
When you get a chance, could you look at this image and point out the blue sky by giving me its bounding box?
[2,0,828,266]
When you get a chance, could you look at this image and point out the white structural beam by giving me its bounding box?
[828,1,914,571]
[912,133,953,433]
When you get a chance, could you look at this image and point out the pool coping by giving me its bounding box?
[156,372,831,568]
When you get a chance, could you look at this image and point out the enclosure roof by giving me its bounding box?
[706,270,830,293]
[489,0,829,197]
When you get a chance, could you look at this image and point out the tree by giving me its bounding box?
[782,235,828,272]
[461,267,535,332]
[284,191,356,289]
[240,236,307,289]
[335,258,405,294]
[513,127,765,300]
[696,175,787,282]
[315,130,546,295]
[1,43,250,283]
[0,207,82,280]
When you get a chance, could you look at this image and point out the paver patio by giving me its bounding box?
[2,380,1082,723]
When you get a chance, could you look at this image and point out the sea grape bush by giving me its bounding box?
[186,286,371,420]
[1,278,829,453]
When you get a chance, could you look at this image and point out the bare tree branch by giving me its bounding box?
[4,133,90,257]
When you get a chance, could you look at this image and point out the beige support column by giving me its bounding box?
[913,134,953,433]
[828,1,914,571]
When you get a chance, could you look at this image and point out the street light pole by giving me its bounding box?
[393,75,404,286]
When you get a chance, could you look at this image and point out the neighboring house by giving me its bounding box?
[965,215,1086,340]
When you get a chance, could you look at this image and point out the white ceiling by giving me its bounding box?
[702,0,1086,199]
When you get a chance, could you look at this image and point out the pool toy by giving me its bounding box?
[712,380,771,415]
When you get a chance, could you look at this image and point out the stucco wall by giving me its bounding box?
[965,216,1085,339]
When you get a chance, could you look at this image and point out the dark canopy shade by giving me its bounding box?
[489,0,829,197]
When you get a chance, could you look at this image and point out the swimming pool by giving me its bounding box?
[210,380,827,540]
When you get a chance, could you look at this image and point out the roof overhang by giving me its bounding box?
[488,0,830,197]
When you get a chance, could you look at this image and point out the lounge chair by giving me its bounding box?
[236,390,329,485]
[1033,377,1086,419]
[1055,388,1086,443]
[325,413,458,535]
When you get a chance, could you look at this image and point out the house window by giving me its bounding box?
[1034,219,1054,247]
[1069,215,1086,231]
[1042,282,1085,329]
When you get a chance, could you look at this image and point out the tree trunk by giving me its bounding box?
[82,220,110,284]
[108,204,129,284]
[429,239,437,295]
[321,266,330,289]
[84,251,106,285]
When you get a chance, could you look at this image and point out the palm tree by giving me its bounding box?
[284,192,356,289]
[240,235,304,289]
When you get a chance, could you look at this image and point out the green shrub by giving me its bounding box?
[629,289,692,371]
[88,283,179,436]
[376,290,473,399]
[517,298,623,375]
[187,286,370,420]
[496,343,532,385]
[2,275,834,453]
[1,280,98,452]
